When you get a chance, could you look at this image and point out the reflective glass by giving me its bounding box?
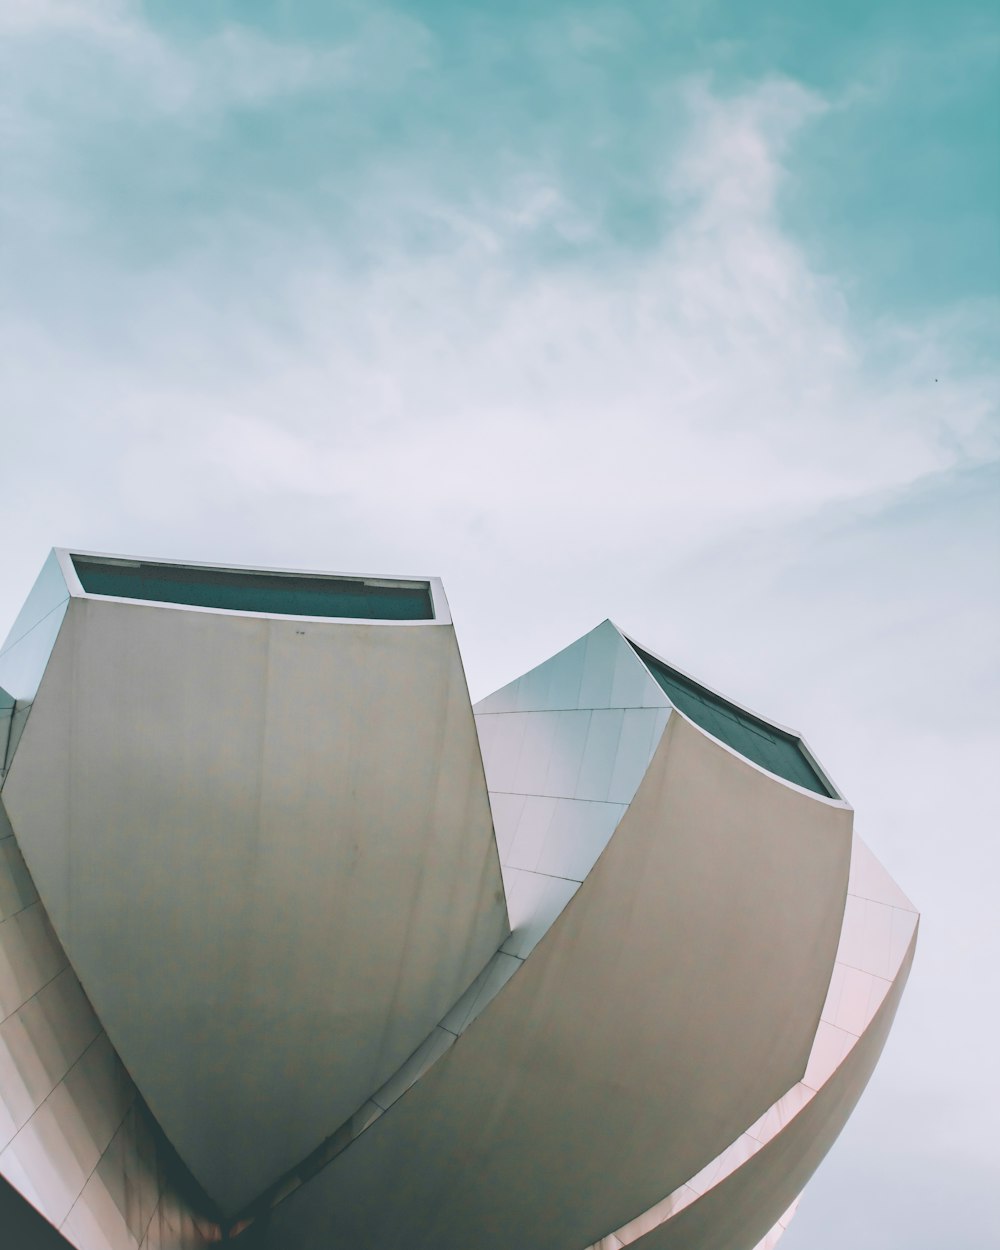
[71,556,433,621]
[628,643,834,797]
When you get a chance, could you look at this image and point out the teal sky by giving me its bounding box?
[1,3,998,1247]
[5,1,998,320]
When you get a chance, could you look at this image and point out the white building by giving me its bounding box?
[0,551,917,1249]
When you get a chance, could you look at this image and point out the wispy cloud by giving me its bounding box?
[0,0,432,115]
[0,9,997,1246]
[2,56,995,594]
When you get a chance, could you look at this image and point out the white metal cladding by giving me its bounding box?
[0,560,918,1250]
[215,623,677,1222]
[256,710,853,1250]
[617,930,918,1250]
[0,798,220,1249]
[0,551,71,705]
[0,552,72,784]
[584,834,918,1250]
[475,621,672,959]
[0,560,508,1214]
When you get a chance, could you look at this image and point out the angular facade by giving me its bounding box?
[0,551,918,1249]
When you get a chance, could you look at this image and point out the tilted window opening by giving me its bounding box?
[71,556,434,622]
[628,642,834,797]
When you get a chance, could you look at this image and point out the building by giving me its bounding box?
[0,550,918,1249]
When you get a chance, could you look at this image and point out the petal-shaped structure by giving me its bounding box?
[0,561,917,1250]
[0,795,221,1247]
[1,551,508,1214]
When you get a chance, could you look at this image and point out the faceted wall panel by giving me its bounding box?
[0,800,219,1249]
[583,834,918,1250]
[0,555,917,1250]
[3,565,507,1212]
[475,621,671,957]
[257,708,853,1250]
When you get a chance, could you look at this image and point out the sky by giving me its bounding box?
[1,2,998,1246]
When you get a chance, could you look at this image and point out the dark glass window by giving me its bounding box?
[72,557,433,622]
[629,642,834,797]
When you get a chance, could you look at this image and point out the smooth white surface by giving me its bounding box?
[586,833,918,1249]
[616,930,918,1250]
[259,709,852,1249]
[0,802,219,1249]
[0,551,70,705]
[475,621,670,959]
[2,592,508,1213]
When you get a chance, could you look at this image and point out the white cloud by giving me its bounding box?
[0,22,997,1246]
[122,84,996,534]
[0,0,432,116]
[2,74,995,589]
[2,67,995,717]
[0,0,128,37]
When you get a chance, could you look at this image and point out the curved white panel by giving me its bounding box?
[2,559,508,1214]
[617,928,917,1250]
[475,621,670,959]
[0,799,220,1249]
[583,834,917,1249]
[0,583,916,1250]
[256,709,852,1249]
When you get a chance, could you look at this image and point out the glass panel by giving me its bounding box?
[71,556,433,621]
[628,644,834,797]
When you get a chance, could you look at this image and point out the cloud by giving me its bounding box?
[2,63,995,594]
[2,51,995,729]
[0,0,432,121]
[0,0,126,37]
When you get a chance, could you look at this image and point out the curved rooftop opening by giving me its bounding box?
[627,640,835,798]
[70,555,434,621]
